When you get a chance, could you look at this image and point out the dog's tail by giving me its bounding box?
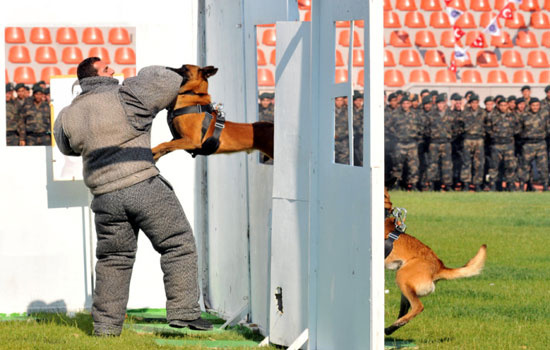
[436,244,487,281]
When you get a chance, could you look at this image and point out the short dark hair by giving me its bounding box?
[77,57,101,81]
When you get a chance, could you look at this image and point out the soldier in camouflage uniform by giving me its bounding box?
[541,85,550,113]
[352,90,364,167]
[258,92,274,164]
[20,87,52,146]
[457,94,486,191]
[426,94,456,191]
[334,96,349,164]
[520,85,531,106]
[517,98,549,191]
[387,96,424,190]
[449,93,463,190]
[418,96,432,190]
[485,99,520,191]
[385,93,399,180]
[6,83,25,146]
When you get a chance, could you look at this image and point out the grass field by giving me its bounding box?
[1,192,549,349]
[385,191,550,350]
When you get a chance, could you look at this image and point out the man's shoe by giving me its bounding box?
[170,317,213,331]
[462,183,470,192]
[474,184,482,192]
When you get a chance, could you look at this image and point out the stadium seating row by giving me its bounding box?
[5,66,137,85]
[385,0,550,12]
[5,27,132,45]
[7,46,136,65]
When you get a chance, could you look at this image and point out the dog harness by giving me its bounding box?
[167,102,226,157]
[385,207,407,259]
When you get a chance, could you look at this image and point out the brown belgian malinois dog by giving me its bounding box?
[152,64,274,161]
[384,189,487,335]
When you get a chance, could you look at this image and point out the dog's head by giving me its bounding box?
[168,64,218,96]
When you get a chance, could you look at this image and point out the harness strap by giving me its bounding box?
[384,230,402,259]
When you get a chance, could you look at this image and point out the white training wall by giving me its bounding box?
[0,0,199,313]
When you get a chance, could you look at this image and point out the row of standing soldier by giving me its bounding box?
[385,86,550,192]
[6,82,52,147]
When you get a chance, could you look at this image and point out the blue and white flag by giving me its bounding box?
[446,7,464,26]
[454,45,468,61]
[483,17,501,36]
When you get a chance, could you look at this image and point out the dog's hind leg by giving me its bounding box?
[385,284,423,335]
[397,293,411,319]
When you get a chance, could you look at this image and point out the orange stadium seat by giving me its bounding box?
[415,30,437,47]
[404,11,427,28]
[539,70,550,83]
[298,0,311,10]
[384,50,396,66]
[122,67,136,79]
[83,27,105,44]
[502,50,524,67]
[384,0,392,11]
[530,12,550,29]
[257,49,267,66]
[455,12,476,28]
[384,69,405,87]
[420,0,442,11]
[520,0,540,11]
[14,66,36,84]
[5,27,25,43]
[435,69,457,83]
[425,50,447,66]
[336,21,350,28]
[338,30,362,47]
[470,0,491,11]
[451,51,473,67]
[257,23,275,27]
[356,20,365,28]
[335,69,348,83]
[545,0,550,10]
[516,31,538,48]
[389,30,412,47]
[88,47,111,64]
[505,12,526,29]
[30,27,52,44]
[466,31,487,48]
[68,67,77,75]
[353,49,364,67]
[8,46,31,63]
[429,12,451,28]
[5,69,9,83]
[494,0,515,10]
[304,11,311,22]
[262,29,276,46]
[335,50,345,67]
[270,49,276,65]
[479,12,501,28]
[35,46,58,64]
[440,30,462,47]
[62,47,84,64]
[409,69,431,83]
[399,49,422,66]
[115,47,136,64]
[396,0,417,11]
[487,70,509,83]
[109,28,131,45]
[513,70,534,84]
[461,70,483,83]
[384,11,401,28]
[357,69,364,87]
[491,32,514,47]
[40,66,61,84]
[476,50,499,67]
[56,27,78,44]
[543,32,550,47]
[258,68,275,86]
[446,0,467,11]
[527,50,550,67]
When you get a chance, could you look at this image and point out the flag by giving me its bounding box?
[498,2,514,20]
[472,34,485,48]
[453,25,466,42]
[483,17,501,36]
[454,45,468,61]
[443,0,452,5]
[446,7,464,26]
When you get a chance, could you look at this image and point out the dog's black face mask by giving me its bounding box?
[167,65,190,87]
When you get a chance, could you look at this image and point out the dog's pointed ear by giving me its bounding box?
[201,66,218,79]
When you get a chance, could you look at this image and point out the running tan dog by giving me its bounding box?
[152,64,273,161]
[384,191,487,335]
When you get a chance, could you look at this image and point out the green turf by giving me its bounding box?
[385,191,550,349]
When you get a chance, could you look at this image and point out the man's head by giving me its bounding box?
[530,97,541,113]
[32,87,44,103]
[516,97,525,112]
[6,83,14,101]
[484,96,494,111]
[400,96,411,111]
[259,92,272,108]
[335,96,345,109]
[450,93,462,110]
[410,94,419,109]
[421,95,432,112]
[497,99,508,113]
[507,95,516,110]
[469,94,479,110]
[15,83,26,99]
[353,90,364,109]
[388,93,398,109]
[77,57,115,81]
[521,85,531,99]
[420,89,430,98]
[436,94,446,112]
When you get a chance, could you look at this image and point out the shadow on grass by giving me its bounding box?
[31,312,94,336]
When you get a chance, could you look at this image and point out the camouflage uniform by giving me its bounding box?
[384,106,397,180]
[417,109,430,189]
[352,104,363,167]
[6,100,24,146]
[387,107,423,188]
[334,105,349,164]
[485,109,520,188]
[457,107,486,187]
[21,99,52,146]
[517,109,549,187]
[541,97,550,113]
[426,109,455,188]
[258,103,274,164]
[449,107,464,187]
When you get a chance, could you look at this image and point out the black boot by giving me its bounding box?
[462,182,470,192]
[489,182,496,191]
[542,183,548,192]
[519,182,525,192]
[474,184,483,192]
[507,182,516,192]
